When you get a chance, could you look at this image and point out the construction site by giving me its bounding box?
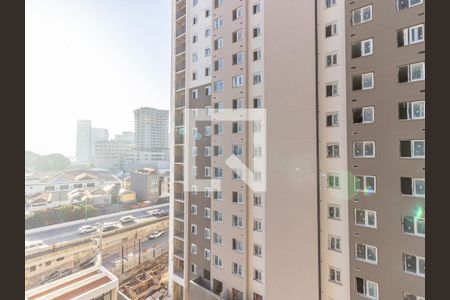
[118,252,169,300]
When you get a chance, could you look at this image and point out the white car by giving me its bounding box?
[149,230,165,239]
[119,215,135,224]
[25,240,46,252]
[78,225,97,234]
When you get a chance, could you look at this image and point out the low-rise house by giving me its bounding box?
[130,168,160,202]
[117,188,136,203]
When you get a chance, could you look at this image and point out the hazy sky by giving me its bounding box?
[26,0,171,158]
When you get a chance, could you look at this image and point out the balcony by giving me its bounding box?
[175,44,186,55]
[174,173,184,181]
[174,210,184,220]
[176,8,186,20]
[175,62,186,73]
[174,230,184,240]
[175,116,184,127]
[176,27,186,38]
[175,135,184,145]
[175,95,185,108]
[174,247,184,259]
[174,192,184,200]
[189,277,221,300]
[175,155,183,163]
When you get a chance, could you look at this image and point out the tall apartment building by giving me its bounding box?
[76,120,109,163]
[169,0,425,300]
[134,107,169,153]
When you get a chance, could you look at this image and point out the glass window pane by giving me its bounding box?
[354,142,363,156]
[356,210,365,224]
[363,107,373,122]
[368,211,376,226]
[362,7,371,21]
[415,179,425,196]
[413,141,425,156]
[418,258,425,275]
[403,216,415,233]
[364,142,374,156]
[417,218,425,235]
[368,282,378,297]
[367,247,377,262]
[356,244,366,260]
[405,254,417,273]
[355,176,363,191]
[353,10,361,24]
[365,176,375,192]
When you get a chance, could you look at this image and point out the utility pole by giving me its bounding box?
[138,238,141,265]
[121,245,124,274]
[85,197,88,221]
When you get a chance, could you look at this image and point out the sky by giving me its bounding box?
[25,0,171,158]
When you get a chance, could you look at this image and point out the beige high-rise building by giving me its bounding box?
[169,0,425,299]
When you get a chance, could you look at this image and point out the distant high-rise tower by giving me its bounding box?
[76,120,109,163]
[134,107,169,154]
[76,120,92,163]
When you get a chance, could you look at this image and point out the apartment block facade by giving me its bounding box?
[169,0,425,300]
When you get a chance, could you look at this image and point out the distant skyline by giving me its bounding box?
[25,0,171,157]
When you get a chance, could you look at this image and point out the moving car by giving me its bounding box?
[119,215,135,224]
[25,240,46,252]
[79,257,95,269]
[149,230,165,239]
[40,271,61,285]
[102,224,119,232]
[78,225,97,234]
[152,208,169,217]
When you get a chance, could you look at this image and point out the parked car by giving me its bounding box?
[79,257,95,269]
[25,240,46,252]
[78,225,97,234]
[119,215,135,224]
[149,230,165,240]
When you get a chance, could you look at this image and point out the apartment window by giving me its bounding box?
[328,235,342,252]
[356,243,378,264]
[205,67,210,76]
[232,6,244,20]
[214,102,224,113]
[191,204,197,215]
[232,29,244,43]
[253,25,262,38]
[404,293,425,300]
[214,0,224,8]
[232,169,242,180]
[399,100,425,120]
[232,262,243,277]
[253,49,262,61]
[193,0,198,6]
[191,243,197,255]
[214,145,223,156]
[254,269,262,282]
[253,120,262,132]
[325,22,337,38]
[213,80,224,92]
[253,73,262,85]
[232,238,243,252]
[192,52,198,62]
[213,167,223,178]
[192,146,198,157]
[352,72,374,91]
[353,106,375,124]
[353,141,375,158]
[398,24,424,47]
[403,254,425,277]
[356,277,379,299]
[232,144,243,157]
[329,204,341,220]
[253,1,261,14]
[397,0,424,10]
[254,97,263,108]
[400,140,425,158]
[253,219,262,232]
[232,98,244,109]
[232,191,244,204]
[254,170,262,182]
[204,228,211,239]
[204,125,212,136]
[204,167,211,177]
[213,232,223,245]
[354,175,376,193]
[204,207,211,219]
[253,145,262,158]
[326,82,339,97]
[232,215,243,228]
[329,267,342,284]
[398,62,425,83]
[326,112,339,127]
[204,146,211,157]
[192,89,199,99]
[214,210,223,222]
[352,38,373,58]
[327,143,340,158]
[232,74,244,87]
[254,243,262,257]
[214,37,224,50]
[325,0,337,8]
[205,47,211,57]
[232,121,244,133]
[214,58,224,71]
[191,224,197,235]
[192,166,197,177]
[192,34,198,44]
[213,255,223,268]
[402,215,425,237]
[352,5,372,26]
[355,209,377,228]
[192,185,197,195]
[401,177,425,197]
[327,174,340,189]
[205,187,211,198]
[326,53,338,67]
[204,249,211,260]
[254,194,263,207]
[214,17,223,29]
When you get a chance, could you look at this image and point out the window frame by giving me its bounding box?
[351,5,373,26]
[355,243,378,265]
[355,208,378,229]
[353,141,376,158]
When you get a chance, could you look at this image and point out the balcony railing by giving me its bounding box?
[174,211,184,220]
[176,9,186,20]
[189,277,220,300]
[173,268,184,279]
[175,96,185,108]
[176,27,186,37]
[174,192,184,200]
[175,135,184,144]
[174,174,184,181]
[174,247,184,258]
[175,117,184,126]
[175,155,183,163]
[175,62,186,73]
[175,44,186,55]
[174,230,184,239]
